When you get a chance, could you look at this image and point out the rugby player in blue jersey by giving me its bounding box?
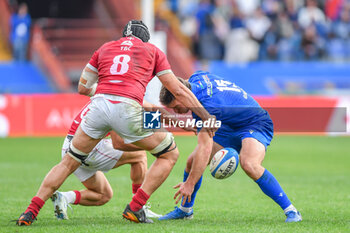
[158,71,302,222]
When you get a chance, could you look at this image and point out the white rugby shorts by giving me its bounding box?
[81,94,153,143]
[62,136,123,182]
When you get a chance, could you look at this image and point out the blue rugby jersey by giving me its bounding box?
[189,71,272,130]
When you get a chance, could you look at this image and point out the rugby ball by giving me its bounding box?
[210,148,239,179]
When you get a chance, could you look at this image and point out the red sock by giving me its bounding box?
[73,190,81,205]
[129,188,149,212]
[25,196,45,218]
[132,183,141,195]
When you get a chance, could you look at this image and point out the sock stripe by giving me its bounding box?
[25,196,45,217]
[73,190,81,205]
[129,188,149,212]
[132,183,141,195]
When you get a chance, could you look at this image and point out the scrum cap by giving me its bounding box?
[122,20,150,42]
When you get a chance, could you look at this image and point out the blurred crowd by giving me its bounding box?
[167,0,350,62]
[8,2,31,61]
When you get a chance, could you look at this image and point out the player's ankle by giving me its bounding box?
[62,191,77,204]
[283,204,297,214]
[130,188,149,212]
[25,196,45,217]
[132,183,141,195]
[179,206,193,213]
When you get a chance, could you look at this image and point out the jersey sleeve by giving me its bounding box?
[153,47,171,76]
[87,47,100,72]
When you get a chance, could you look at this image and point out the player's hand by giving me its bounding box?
[182,125,197,135]
[203,115,218,138]
[173,182,194,206]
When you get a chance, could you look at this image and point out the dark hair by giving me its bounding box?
[122,20,150,42]
[159,77,191,105]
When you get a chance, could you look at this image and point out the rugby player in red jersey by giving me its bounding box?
[50,101,162,220]
[16,20,216,225]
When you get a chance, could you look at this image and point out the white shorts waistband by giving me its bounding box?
[92,94,141,107]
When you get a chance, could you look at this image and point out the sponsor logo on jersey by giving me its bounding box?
[202,75,213,97]
[121,40,133,51]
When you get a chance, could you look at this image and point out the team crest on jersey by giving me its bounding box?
[121,40,133,51]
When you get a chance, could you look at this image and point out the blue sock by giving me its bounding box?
[255,169,291,210]
[181,170,203,208]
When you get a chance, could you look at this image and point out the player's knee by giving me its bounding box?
[133,151,147,170]
[138,151,148,166]
[150,132,177,158]
[98,188,113,206]
[155,142,178,168]
[163,143,179,166]
[67,143,89,166]
[61,154,81,172]
[240,158,259,175]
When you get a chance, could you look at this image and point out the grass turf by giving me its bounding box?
[0,135,349,232]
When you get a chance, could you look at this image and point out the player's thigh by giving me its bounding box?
[134,131,178,162]
[106,96,154,144]
[61,136,71,158]
[114,150,147,168]
[82,171,113,196]
[72,125,101,154]
[240,137,266,165]
[132,131,169,151]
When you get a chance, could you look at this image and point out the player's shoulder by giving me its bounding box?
[189,70,210,83]
[141,41,164,54]
[142,41,157,49]
[100,40,118,49]
[91,41,116,54]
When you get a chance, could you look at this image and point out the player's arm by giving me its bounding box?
[158,72,217,136]
[78,65,98,97]
[143,100,196,133]
[110,131,144,151]
[174,129,213,204]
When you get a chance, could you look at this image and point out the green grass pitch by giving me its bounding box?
[0,135,349,232]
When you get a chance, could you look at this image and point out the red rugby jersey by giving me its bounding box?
[67,101,91,136]
[88,37,171,104]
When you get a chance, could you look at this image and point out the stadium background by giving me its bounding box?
[0,0,349,232]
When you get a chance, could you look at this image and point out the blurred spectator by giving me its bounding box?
[276,11,301,60]
[224,1,260,62]
[10,3,31,61]
[235,0,260,16]
[195,0,223,60]
[301,25,324,59]
[327,6,350,60]
[229,1,245,29]
[224,28,259,63]
[298,0,326,28]
[332,7,350,39]
[211,0,230,42]
[261,0,281,19]
[284,0,301,22]
[245,8,271,41]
